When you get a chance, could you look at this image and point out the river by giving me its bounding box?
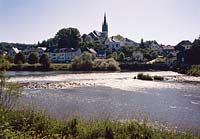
[7,71,200,133]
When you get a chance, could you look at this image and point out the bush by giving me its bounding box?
[39,54,51,68]
[137,73,153,81]
[93,58,120,71]
[71,52,93,71]
[187,65,200,76]
[0,71,22,112]
[72,52,120,71]
[14,52,25,64]
[0,56,10,70]
[28,53,39,64]
[153,75,164,80]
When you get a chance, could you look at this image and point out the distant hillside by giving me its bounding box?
[0,42,35,51]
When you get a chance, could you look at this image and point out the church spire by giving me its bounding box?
[102,13,108,36]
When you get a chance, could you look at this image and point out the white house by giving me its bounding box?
[22,47,46,60]
[105,37,121,50]
[8,47,20,57]
[132,51,144,62]
[175,40,192,50]
[166,53,177,67]
[46,48,82,63]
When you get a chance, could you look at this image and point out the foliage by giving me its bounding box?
[187,65,200,76]
[93,58,120,71]
[71,52,93,71]
[14,52,26,64]
[0,108,199,139]
[118,52,125,61]
[0,71,22,113]
[39,54,50,68]
[137,73,153,81]
[5,55,14,63]
[28,53,39,64]
[153,57,166,64]
[72,52,120,71]
[55,28,82,49]
[185,39,200,65]
[0,56,10,70]
[153,75,164,80]
[0,42,34,51]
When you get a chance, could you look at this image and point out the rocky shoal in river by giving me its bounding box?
[19,75,200,90]
[21,81,95,89]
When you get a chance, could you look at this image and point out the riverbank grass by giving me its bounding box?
[0,109,199,139]
[6,63,71,71]
[137,73,164,81]
[187,65,200,76]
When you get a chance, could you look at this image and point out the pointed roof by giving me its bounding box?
[102,13,108,33]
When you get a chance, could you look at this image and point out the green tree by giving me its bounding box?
[55,28,82,49]
[28,53,39,64]
[39,54,50,68]
[118,52,125,61]
[0,56,10,70]
[14,52,25,64]
[81,34,94,49]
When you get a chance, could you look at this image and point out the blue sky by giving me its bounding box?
[0,0,200,45]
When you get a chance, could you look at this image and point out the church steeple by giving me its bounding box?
[102,13,108,36]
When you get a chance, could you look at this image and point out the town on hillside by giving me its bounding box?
[0,14,200,71]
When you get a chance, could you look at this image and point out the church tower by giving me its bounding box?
[102,13,108,37]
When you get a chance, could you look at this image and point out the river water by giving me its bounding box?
[7,71,200,133]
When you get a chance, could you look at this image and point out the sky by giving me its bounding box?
[0,0,200,45]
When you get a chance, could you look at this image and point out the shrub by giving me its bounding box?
[137,73,153,80]
[93,58,120,71]
[106,58,120,71]
[71,52,93,71]
[187,65,200,76]
[39,54,51,68]
[28,53,39,64]
[0,71,22,112]
[72,52,120,71]
[14,52,25,64]
[153,75,164,80]
[0,56,10,70]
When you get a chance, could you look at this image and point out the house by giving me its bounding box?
[81,47,97,56]
[22,47,46,60]
[7,47,20,57]
[144,41,162,54]
[89,30,107,42]
[105,37,121,50]
[175,40,192,51]
[45,48,82,63]
[175,40,192,66]
[88,13,108,42]
[166,53,177,67]
[161,45,175,56]
[132,51,144,62]
[111,35,139,47]
[96,50,106,58]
